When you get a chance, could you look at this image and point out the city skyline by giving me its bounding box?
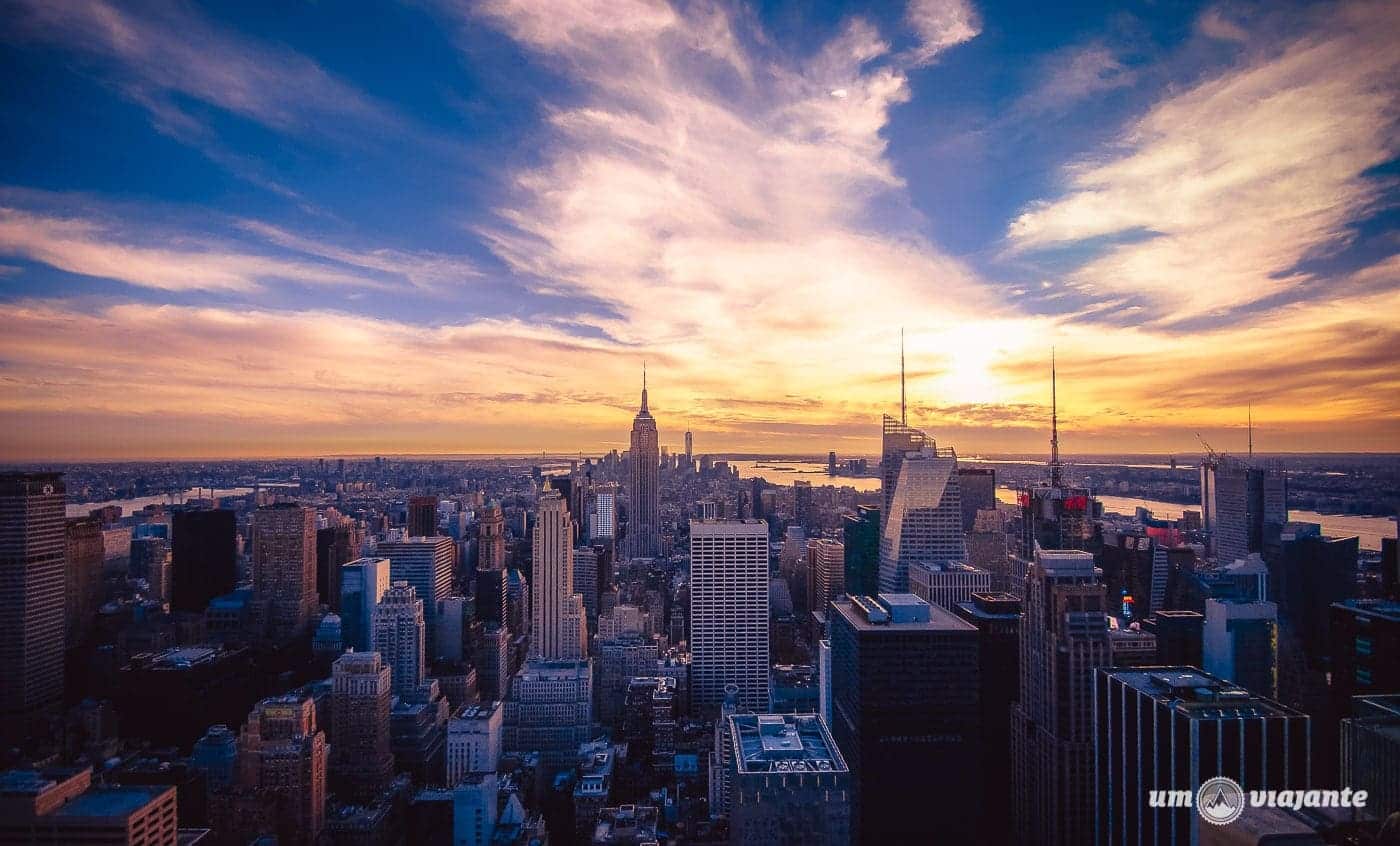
[0,0,1397,460]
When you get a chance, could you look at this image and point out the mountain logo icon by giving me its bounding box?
[1196,777,1246,825]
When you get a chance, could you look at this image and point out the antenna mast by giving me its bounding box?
[900,328,907,426]
[1050,348,1063,487]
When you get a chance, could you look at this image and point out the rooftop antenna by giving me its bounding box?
[900,328,907,426]
[1050,348,1063,487]
[1248,404,1253,459]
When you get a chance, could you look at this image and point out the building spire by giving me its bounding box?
[1050,348,1063,487]
[641,363,649,413]
[1247,403,1253,459]
[900,328,907,426]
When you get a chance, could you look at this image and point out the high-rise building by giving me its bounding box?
[502,658,593,768]
[374,581,427,697]
[953,591,1021,846]
[236,693,329,845]
[909,561,991,611]
[806,538,845,616]
[793,481,814,533]
[590,484,618,541]
[829,594,980,843]
[530,491,587,660]
[1141,609,1204,667]
[408,495,440,538]
[329,651,394,803]
[64,515,104,646]
[690,519,770,714]
[1271,522,1357,666]
[880,414,929,534]
[879,445,965,593]
[435,594,470,663]
[967,508,1016,594]
[446,702,503,784]
[379,536,455,647]
[192,724,239,790]
[573,545,599,622]
[1211,457,1287,565]
[1019,356,1098,559]
[1340,694,1400,824]
[340,557,390,653]
[316,523,356,612]
[597,630,660,727]
[0,471,66,743]
[0,767,178,846]
[956,467,996,533]
[476,502,506,571]
[171,508,237,614]
[1010,548,1112,846]
[725,714,851,846]
[1203,597,1279,698]
[626,371,660,559]
[1328,599,1400,720]
[842,505,880,599]
[252,503,318,643]
[452,772,498,846]
[1094,667,1310,846]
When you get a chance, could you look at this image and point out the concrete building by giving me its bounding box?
[236,693,329,845]
[503,659,594,768]
[829,593,980,843]
[908,560,991,611]
[690,520,770,714]
[0,472,67,744]
[590,484,618,542]
[0,766,178,846]
[1094,667,1310,846]
[726,713,850,846]
[340,557,390,654]
[531,491,587,660]
[252,503,319,643]
[476,502,507,572]
[447,702,503,785]
[330,651,394,803]
[806,538,845,616]
[378,536,456,647]
[374,581,427,698]
[1010,548,1112,846]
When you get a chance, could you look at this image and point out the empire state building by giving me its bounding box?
[626,369,660,559]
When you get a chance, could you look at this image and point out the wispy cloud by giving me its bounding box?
[1006,1,1400,320]
[904,0,981,66]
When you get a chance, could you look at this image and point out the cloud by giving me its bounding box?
[5,0,394,136]
[1013,43,1137,115]
[0,200,481,294]
[905,0,981,66]
[1006,1,1400,320]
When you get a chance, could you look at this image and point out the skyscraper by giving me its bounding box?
[1203,596,1279,698]
[316,523,356,612]
[956,467,996,533]
[64,515,104,646]
[1094,667,1310,846]
[1010,548,1112,846]
[690,519,770,714]
[590,484,618,542]
[252,503,318,643]
[476,502,506,571]
[502,658,594,768]
[340,557,390,653]
[171,508,236,613]
[625,369,660,559]
[1212,457,1287,565]
[0,471,66,744]
[879,414,929,534]
[1018,356,1098,558]
[378,535,455,647]
[374,582,427,698]
[842,505,880,599]
[953,592,1022,846]
[725,714,851,846]
[530,491,587,659]
[806,538,845,616]
[685,429,693,467]
[909,561,991,611]
[408,495,440,538]
[330,651,394,803]
[236,693,328,846]
[793,480,814,533]
[879,444,965,593]
[828,594,981,843]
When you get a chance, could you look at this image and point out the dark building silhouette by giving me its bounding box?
[954,591,1021,846]
[172,508,237,614]
[956,467,996,533]
[842,506,880,599]
[408,495,440,538]
[1141,610,1204,667]
[316,525,355,612]
[829,594,980,844]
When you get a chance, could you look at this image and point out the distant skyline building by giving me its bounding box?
[1210,457,1287,564]
[625,370,660,559]
[252,503,319,643]
[879,414,929,534]
[828,594,980,844]
[530,491,587,660]
[171,507,237,613]
[378,535,455,647]
[408,495,440,538]
[374,581,427,697]
[956,467,996,533]
[63,515,103,646]
[476,502,506,571]
[330,651,394,803]
[909,561,991,611]
[590,483,618,541]
[690,519,770,714]
[0,471,67,744]
[1018,357,1098,558]
[878,443,966,593]
[1011,548,1112,846]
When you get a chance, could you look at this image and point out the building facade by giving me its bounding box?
[690,520,770,714]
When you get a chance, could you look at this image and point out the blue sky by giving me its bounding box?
[1,0,1397,459]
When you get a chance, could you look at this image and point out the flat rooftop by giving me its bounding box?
[835,595,975,632]
[1103,667,1302,719]
[50,785,170,819]
[730,714,847,775]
